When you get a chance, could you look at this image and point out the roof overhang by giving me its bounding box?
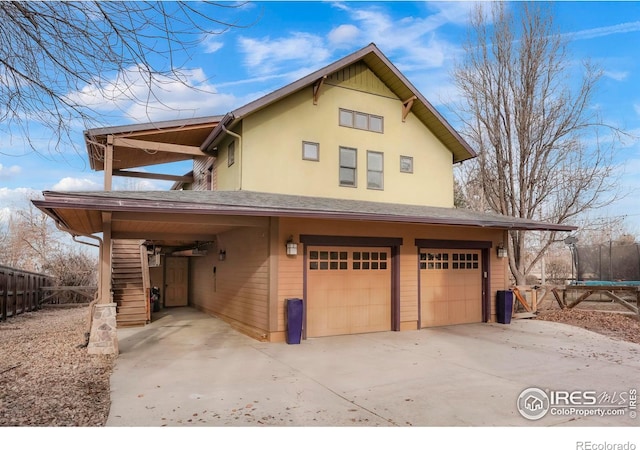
[200,44,477,163]
[33,190,577,241]
[84,116,222,171]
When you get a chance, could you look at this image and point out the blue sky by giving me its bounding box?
[1,1,640,233]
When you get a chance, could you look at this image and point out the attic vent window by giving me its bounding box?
[339,108,384,133]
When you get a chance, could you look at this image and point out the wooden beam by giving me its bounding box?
[112,211,269,227]
[113,137,203,156]
[402,95,417,122]
[112,170,194,183]
[551,288,567,309]
[313,76,326,105]
[601,290,639,314]
[512,287,532,312]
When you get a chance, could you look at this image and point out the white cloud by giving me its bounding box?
[51,177,100,191]
[604,70,629,81]
[0,163,22,179]
[238,33,331,75]
[203,35,224,54]
[564,21,640,41]
[0,187,42,222]
[67,65,240,123]
[328,24,361,48]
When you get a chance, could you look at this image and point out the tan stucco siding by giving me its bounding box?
[275,218,508,335]
[237,83,454,207]
[214,124,243,192]
[190,225,270,337]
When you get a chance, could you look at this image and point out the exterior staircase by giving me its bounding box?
[112,240,150,327]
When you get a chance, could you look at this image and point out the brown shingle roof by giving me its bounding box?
[35,190,576,232]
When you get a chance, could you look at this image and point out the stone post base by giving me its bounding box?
[87,303,119,355]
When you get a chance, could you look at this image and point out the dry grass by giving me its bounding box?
[0,305,114,426]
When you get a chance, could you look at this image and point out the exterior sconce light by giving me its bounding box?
[497,245,507,259]
[286,236,298,256]
[218,250,226,261]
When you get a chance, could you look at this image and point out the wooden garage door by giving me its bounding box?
[306,247,391,337]
[420,249,482,327]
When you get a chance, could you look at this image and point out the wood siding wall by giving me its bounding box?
[190,226,270,339]
[192,156,215,191]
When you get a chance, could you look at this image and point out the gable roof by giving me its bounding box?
[200,43,477,163]
[34,190,576,238]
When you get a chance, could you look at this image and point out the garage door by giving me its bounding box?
[306,247,391,337]
[420,249,482,327]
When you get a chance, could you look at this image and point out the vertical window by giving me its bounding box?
[228,141,235,167]
[367,151,384,190]
[339,147,357,187]
[302,141,319,161]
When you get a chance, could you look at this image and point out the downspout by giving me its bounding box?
[53,220,104,346]
[222,124,243,190]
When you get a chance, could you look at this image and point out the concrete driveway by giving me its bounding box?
[106,307,640,427]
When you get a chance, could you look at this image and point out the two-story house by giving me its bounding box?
[34,44,575,354]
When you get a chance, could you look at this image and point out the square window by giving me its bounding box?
[380,262,387,270]
[339,109,353,127]
[310,262,318,270]
[340,252,348,260]
[353,262,361,270]
[400,155,413,173]
[302,141,319,161]
[320,251,328,260]
[353,252,361,260]
[339,262,348,270]
[354,112,368,130]
[310,251,318,260]
[320,261,329,270]
[369,115,383,133]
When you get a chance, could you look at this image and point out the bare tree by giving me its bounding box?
[452,3,620,285]
[0,1,253,155]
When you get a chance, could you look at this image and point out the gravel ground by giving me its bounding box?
[0,305,114,426]
[1,302,638,427]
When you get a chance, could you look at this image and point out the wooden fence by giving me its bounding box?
[0,265,52,321]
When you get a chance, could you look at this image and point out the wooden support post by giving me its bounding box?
[104,135,113,191]
[1,270,7,321]
[100,212,112,304]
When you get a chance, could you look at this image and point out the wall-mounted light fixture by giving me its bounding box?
[286,236,298,256]
[496,244,507,258]
[218,250,226,261]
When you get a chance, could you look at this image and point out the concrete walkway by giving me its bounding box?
[106,307,640,427]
